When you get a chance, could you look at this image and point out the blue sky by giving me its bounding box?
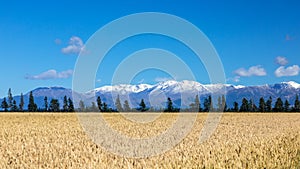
[0,0,300,97]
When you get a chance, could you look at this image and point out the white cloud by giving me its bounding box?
[234,65,267,77]
[275,65,300,77]
[227,76,240,82]
[25,69,73,80]
[155,77,173,82]
[61,36,84,55]
[275,56,288,66]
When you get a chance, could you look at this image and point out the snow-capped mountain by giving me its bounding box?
[2,80,300,109]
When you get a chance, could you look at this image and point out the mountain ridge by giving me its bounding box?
[1,80,300,109]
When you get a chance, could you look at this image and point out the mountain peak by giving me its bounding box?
[283,81,300,89]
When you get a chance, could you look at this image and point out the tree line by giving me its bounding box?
[1,88,300,112]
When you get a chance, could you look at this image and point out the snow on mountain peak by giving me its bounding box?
[234,85,246,89]
[283,81,300,89]
[90,83,153,94]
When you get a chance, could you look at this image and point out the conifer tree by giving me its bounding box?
[63,96,68,112]
[115,95,123,112]
[233,102,239,112]
[274,97,283,112]
[138,99,148,112]
[123,100,131,112]
[266,96,272,112]
[259,97,266,112]
[7,88,13,110]
[284,99,290,112]
[68,98,75,112]
[294,94,300,112]
[1,97,8,112]
[240,98,249,112]
[97,96,102,112]
[49,99,60,112]
[28,91,37,112]
[19,93,24,112]
[44,96,48,112]
[11,100,18,112]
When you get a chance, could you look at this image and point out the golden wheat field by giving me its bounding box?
[0,113,299,168]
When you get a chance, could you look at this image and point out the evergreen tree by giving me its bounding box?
[137,99,148,112]
[233,102,239,112]
[79,100,85,112]
[274,97,283,112]
[102,102,109,112]
[67,98,75,112]
[63,96,68,112]
[222,95,227,112]
[7,88,13,110]
[90,102,98,112]
[217,96,222,112]
[19,93,24,112]
[44,96,48,112]
[123,100,131,112]
[259,97,266,112]
[115,95,123,112]
[294,94,300,112]
[11,100,18,112]
[266,96,272,112]
[96,96,102,112]
[190,95,200,112]
[49,99,60,112]
[164,97,174,112]
[1,97,8,112]
[284,99,290,112]
[239,98,249,112]
[248,98,255,112]
[28,91,37,112]
[203,96,212,112]
[209,96,213,111]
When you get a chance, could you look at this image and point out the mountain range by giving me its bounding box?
[1,80,300,109]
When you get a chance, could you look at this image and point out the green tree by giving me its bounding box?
[137,99,148,112]
[19,93,24,112]
[115,95,123,112]
[102,102,109,112]
[222,95,227,112]
[89,102,98,112]
[79,100,85,112]
[248,99,254,112]
[62,96,68,112]
[49,99,60,112]
[217,96,222,112]
[203,96,212,112]
[44,96,48,112]
[11,100,18,112]
[123,100,131,112]
[233,102,239,112]
[284,99,290,112]
[1,97,8,112]
[68,98,75,112]
[28,91,37,112]
[274,97,283,112]
[190,95,200,112]
[259,97,266,112]
[7,88,13,110]
[239,98,249,112]
[294,94,300,112]
[96,96,102,112]
[266,96,272,112]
